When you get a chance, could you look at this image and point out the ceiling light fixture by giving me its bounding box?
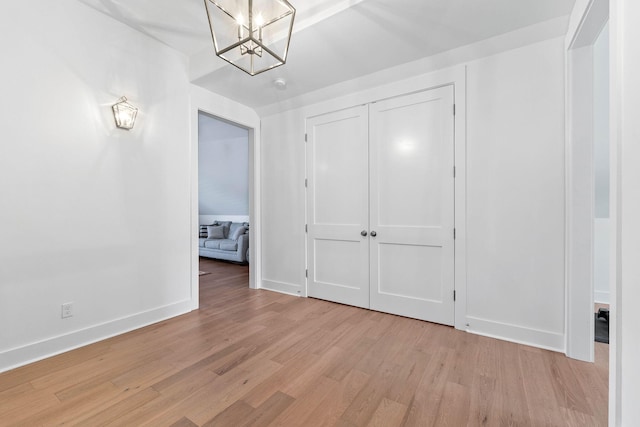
[273,78,287,89]
[204,0,296,76]
[112,96,138,130]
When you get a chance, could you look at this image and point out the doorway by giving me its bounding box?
[197,112,251,284]
[191,107,258,312]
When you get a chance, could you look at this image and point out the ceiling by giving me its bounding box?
[79,0,576,111]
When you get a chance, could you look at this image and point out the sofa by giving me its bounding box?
[199,221,249,263]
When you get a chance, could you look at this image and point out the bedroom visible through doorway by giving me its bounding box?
[197,112,251,280]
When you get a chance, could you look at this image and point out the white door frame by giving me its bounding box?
[303,66,468,330]
[564,0,609,362]
[189,86,262,310]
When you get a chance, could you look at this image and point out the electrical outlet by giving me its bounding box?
[61,302,73,319]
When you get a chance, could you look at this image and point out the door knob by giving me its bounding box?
[370,231,377,237]
[361,230,368,237]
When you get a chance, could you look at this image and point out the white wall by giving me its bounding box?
[260,109,307,295]
[593,23,610,304]
[0,0,193,372]
[464,38,566,350]
[594,218,610,303]
[594,24,611,219]
[260,36,566,350]
[198,113,249,222]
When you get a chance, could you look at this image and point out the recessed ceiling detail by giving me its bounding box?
[77,0,577,110]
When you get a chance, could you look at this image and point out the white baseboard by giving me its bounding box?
[260,279,304,297]
[594,291,610,304]
[0,300,194,374]
[465,316,565,353]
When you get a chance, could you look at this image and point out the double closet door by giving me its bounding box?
[306,85,455,325]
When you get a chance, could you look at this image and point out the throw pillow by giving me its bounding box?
[229,226,247,241]
[217,221,232,238]
[207,225,225,239]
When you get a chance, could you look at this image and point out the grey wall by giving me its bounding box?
[198,113,249,216]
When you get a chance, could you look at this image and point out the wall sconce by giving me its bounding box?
[112,96,138,130]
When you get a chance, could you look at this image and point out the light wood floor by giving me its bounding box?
[0,258,608,426]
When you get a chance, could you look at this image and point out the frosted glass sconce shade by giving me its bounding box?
[204,0,296,76]
[112,96,138,130]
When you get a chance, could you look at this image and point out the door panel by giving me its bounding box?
[377,244,443,301]
[376,100,445,228]
[369,86,455,325]
[306,106,369,308]
[315,240,362,289]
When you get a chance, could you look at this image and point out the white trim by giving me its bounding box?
[261,279,304,297]
[565,43,596,362]
[453,67,468,331]
[190,85,262,305]
[609,0,623,423]
[564,0,609,362]
[0,300,192,374]
[466,316,565,353]
[594,291,610,304]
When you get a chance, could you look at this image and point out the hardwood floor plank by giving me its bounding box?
[266,375,339,426]
[384,349,431,406]
[239,391,295,426]
[168,417,199,427]
[366,397,408,427]
[433,381,471,426]
[0,258,609,426]
[519,346,567,426]
[240,351,317,407]
[402,346,455,427]
[340,360,404,426]
[201,400,255,427]
[0,387,61,424]
[103,371,220,426]
[298,369,371,427]
[546,350,593,415]
[0,341,112,394]
[175,360,283,425]
[68,387,161,426]
[17,381,123,426]
[279,346,344,398]
[466,335,499,426]
[493,341,531,426]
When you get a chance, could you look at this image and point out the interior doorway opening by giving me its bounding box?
[196,111,254,293]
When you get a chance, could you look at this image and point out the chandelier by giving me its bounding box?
[204,0,296,76]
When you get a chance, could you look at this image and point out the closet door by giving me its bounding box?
[369,86,455,325]
[306,106,370,308]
